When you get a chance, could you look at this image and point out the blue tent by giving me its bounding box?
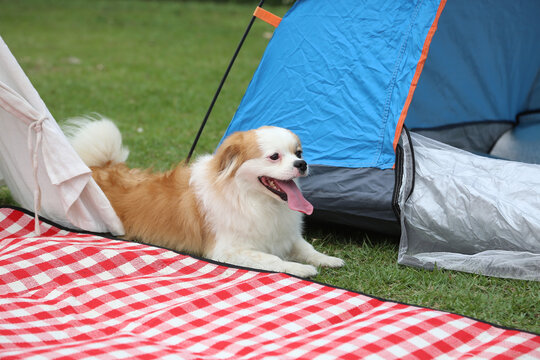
[223,0,540,280]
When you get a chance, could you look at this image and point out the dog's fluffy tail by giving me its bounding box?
[64,115,129,167]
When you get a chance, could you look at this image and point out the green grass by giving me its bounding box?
[1,0,538,334]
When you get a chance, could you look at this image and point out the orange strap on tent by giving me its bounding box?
[253,7,282,28]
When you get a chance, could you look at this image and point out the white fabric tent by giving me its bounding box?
[0,36,124,235]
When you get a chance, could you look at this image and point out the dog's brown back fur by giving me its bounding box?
[91,163,212,255]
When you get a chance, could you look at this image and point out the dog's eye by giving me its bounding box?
[269,153,280,161]
[295,150,303,158]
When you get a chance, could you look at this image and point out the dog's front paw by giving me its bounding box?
[283,262,318,278]
[311,254,345,268]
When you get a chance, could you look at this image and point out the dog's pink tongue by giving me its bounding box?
[276,180,313,215]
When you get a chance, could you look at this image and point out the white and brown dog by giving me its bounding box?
[66,118,344,277]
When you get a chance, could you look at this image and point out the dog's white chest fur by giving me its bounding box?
[191,155,303,260]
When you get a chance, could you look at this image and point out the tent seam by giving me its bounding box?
[391,0,448,152]
[375,0,424,167]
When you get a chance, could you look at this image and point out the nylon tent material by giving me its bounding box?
[0,36,124,235]
[406,0,540,131]
[397,133,540,281]
[223,0,540,280]
[223,0,443,169]
[394,0,540,280]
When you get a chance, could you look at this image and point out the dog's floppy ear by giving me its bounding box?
[213,132,246,177]
[215,138,241,175]
[212,130,260,178]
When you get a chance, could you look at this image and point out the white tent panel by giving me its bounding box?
[0,36,124,235]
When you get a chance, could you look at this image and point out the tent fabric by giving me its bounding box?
[490,112,540,164]
[406,0,540,130]
[2,207,539,359]
[300,165,400,235]
[398,133,540,281]
[412,122,514,154]
[0,36,124,235]
[395,0,540,280]
[223,0,444,170]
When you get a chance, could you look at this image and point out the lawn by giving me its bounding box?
[1,0,538,334]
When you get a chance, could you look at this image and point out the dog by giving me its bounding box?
[66,117,344,277]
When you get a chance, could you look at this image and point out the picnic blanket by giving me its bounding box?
[0,207,539,359]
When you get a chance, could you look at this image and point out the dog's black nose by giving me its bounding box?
[294,160,307,173]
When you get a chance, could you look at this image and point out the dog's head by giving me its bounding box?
[212,126,313,215]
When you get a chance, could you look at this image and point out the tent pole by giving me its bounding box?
[186,0,266,163]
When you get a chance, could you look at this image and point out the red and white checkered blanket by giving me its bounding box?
[0,207,538,359]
